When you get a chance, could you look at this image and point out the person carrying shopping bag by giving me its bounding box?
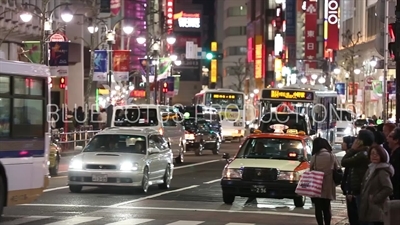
[358,145,393,225]
[310,137,340,225]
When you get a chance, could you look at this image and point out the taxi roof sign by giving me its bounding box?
[286,129,298,134]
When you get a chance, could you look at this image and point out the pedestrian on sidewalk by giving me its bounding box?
[386,127,400,200]
[358,145,393,225]
[310,137,339,225]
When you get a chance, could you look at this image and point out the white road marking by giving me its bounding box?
[110,185,199,207]
[43,160,222,192]
[44,216,102,225]
[18,204,345,219]
[203,179,220,184]
[1,216,52,225]
[105,218,155,225]
[226,223,255,225]
[165,221,204,225]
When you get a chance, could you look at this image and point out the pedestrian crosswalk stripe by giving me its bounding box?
[1,216,52,225]
[165,221,205,225]
[226,223,255,225]
[105,218,155,225]
[44,216,102,225]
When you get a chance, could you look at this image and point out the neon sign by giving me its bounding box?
[212,94,236,99]
[166,0,174,31]
[326,0,339,25]
[174,11,200,28]
[261,89,314,101]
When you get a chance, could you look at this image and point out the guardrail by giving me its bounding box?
[51,126,101,152]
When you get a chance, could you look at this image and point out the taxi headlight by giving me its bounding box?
[69,160,83,170]
[222,168,242,179]
[120,162,139,171]
[278,171,299,181]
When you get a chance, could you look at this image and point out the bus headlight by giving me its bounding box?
[278,171,299,181]
[222,168,242,179]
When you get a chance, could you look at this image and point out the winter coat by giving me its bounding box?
[310,149,339,200]
[359,163,394,222]
[390,147,400,199]
[341,147,370,195]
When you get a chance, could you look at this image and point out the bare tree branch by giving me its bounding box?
[228,57,251,91]
[0,25,19,46]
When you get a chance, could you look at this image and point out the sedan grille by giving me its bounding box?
[86,164,117,170]
[242,167,278,182]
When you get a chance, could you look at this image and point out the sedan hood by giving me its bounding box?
[72,152,145,165]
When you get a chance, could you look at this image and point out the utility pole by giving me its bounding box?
[383,0,389,121]
[145,0,152,104]
[396,0,400,123]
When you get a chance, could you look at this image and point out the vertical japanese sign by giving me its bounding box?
[325,0,339,50]
[285,0,297,67]
[23,41,41,63]
[49,42,69,77]
[93,50,108,82]
[113,50,130,81]
[166,0,174,32]
[304,0,318,68]
[254,35,263,79]
[210,59,217,83]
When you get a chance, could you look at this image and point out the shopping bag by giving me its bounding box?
[295,170,324,198]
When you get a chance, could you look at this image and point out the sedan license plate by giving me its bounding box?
[92,174,108,182]
[251,185,266,193]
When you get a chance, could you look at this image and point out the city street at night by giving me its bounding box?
[1,143,348,225]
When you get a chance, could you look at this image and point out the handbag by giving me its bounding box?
[295,170,324,198]
[331,153,343,186]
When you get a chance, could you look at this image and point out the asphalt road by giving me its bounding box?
[2,142,348,225]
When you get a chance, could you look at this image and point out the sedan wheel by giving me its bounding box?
[158,165,171,189]
[141,167,150,193]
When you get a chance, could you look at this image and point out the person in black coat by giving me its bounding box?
[387,127,400,199]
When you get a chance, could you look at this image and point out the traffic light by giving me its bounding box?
[59,77,66,89]
[162,82,168,93]
[206,52,213,60]
[205,52,223,60]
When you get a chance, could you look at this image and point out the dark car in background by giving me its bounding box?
[183,118,221,156]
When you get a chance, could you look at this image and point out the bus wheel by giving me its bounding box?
[0,174,5,217]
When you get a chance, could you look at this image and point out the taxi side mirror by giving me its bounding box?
[298,156,307,163]
[249,128,255,134]
[222,152,230,159]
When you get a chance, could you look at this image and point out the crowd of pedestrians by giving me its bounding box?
[309,123,400,225]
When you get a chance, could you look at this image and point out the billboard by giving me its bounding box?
[173,10,201,32]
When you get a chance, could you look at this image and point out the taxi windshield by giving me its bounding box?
[236,138,304,160]
[83,134,147,154]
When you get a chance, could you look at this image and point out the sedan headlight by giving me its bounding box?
[120,162,139,171]
[185,134,195,140]
[69,160,83,170]
[222,168,242,179]
[278,171,299,181]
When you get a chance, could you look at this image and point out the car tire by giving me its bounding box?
[293,196,306,207]
[49,158,59,176]
[69,185,82,193]
[0,174,5,217]
[212,142,219,155]
[141,167,150,193]
[222,192,235,205]
[195,140,204,156]
[158,165,172,189]
[175,143,184,164]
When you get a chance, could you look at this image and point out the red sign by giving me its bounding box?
[166,0,174,31]
[113,50,130,80]
[130,90,146,98]
[49,33,66,42]
[304,1,318,68]
[111,0,121,16]
[176,36,201,47]
[325,0,339,50]
[348,82,359,96]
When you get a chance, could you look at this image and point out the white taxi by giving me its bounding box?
[221,127,312,207]
[68,127,174,193]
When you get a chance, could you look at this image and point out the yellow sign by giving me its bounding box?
[210,59,217,83]
[254,35,263,79]
[255,59,262,79]
[263,90,314,101]
[211,42,218,52]
[212,94,235,99]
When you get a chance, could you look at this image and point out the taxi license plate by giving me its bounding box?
[251,185,266,193]
[92,174,108,182]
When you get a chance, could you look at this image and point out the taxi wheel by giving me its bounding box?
[293,196,306,207]
[222,193,235,205]
[158,165,172,189]
[69,185,82,193]
[0,174,5,217]
[141,167,150,193]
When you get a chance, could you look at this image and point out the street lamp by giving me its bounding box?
[301,77,307,84]
[311,74,318,80]
[170,54,178,61]
[166,35,177,45]
[19,3,74,23]
[122,25,134,35]
[87,26,99,34]
[333,68,341,74]
[136,36,146,45]
[174,60,182,66]
[354,68,361,75]
[370,56,377,67]
[318,77,326,84]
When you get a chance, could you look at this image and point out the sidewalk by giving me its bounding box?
[332,187,348,225]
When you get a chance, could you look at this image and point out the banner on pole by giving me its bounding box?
[113,50,130,81]
[49,42,69,77]
[93,50,108,81]
[23,41,41,63]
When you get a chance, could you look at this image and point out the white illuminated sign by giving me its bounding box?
[274,34,283,55]
[178,17,200,28]
[326,0,339,25]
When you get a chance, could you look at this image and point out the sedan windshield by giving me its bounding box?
[83,134,146,154]
[236,138,304,160]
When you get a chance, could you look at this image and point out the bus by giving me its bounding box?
[258,84,338,144]
[0,58,50,215]
[193,89,245,141]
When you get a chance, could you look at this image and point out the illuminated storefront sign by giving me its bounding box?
[212,94,236,99]
[174,11,200,28]
[166,0,174,31]
[254,35,263,79]
[261,89,315,101]
[324,0,339,50]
